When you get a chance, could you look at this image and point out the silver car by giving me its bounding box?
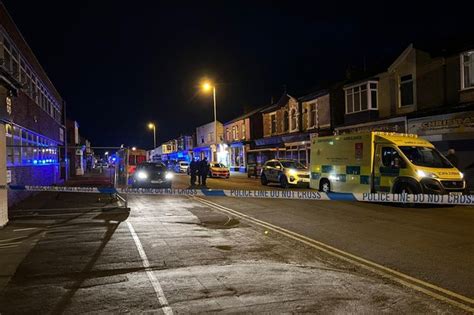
[260,159,310,188]
[174,161,189,173]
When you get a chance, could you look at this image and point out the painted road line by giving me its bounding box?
[0,243,19,249]
[13,227,38,232]
[126,221,173,315]
[0,238,23,243]
[193,196,474,313]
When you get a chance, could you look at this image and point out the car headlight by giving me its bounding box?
[165,172,173,180]
[460,172,464,179]
[287,169,297,176]
[417,170,438,179]
[136,171,148,180]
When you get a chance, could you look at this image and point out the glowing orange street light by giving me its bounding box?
[147,123,156,148]
[200,80,218,160]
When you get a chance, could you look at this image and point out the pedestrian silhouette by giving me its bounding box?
[199,157,209,187]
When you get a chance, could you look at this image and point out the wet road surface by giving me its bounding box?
[0,190,470,313]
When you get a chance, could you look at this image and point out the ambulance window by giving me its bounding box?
[381,147,397,167]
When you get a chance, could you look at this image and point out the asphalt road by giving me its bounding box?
[0,173,472,313]
[172,172,474,299]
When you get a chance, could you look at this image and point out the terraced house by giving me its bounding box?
[336,43,474,170]
[250,89,340,170]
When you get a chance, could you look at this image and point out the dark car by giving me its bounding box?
[131,162,173,188]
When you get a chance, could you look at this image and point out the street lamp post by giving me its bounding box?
[148,123,156,148]
[202,81,218,162]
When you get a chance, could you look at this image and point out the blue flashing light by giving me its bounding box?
[33,160,38,164]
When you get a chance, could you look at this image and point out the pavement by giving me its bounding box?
[0,172,472,313]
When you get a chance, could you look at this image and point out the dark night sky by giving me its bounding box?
[3,1,472,149]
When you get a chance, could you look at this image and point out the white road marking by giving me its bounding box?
[126,221,173,315]
[194,196,474,313]
[14,227,38,232]
[0,244,19,249]
[0,238,21,243]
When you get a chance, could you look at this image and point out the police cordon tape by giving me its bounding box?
[5,184,474,206]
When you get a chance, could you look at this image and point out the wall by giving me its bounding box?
[301,93,330,132]
[10,93,63,143]
[0,123,7,227]
[196,121,224,146]
[7,164,60,206]
[262,96,299,137]
[415,50,444,111]
[381,47,418,117]
[0,4,62,102]
[224,118,250,143]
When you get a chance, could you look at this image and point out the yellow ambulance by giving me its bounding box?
[310,132,465,195]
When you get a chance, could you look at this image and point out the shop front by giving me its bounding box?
[408,110,474,170]
[223,142,247,172]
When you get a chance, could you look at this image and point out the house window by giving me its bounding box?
[241,123,246,139]
[308,102,317,128]
[462,51,474,89]
[226,128,230,142]
[208,132,214,143]
[283,111,289,132]
[290,109,297,131]
[232,126,237,140]
[345,81,378,114]
[400,74,414,106]
[270,113,277,134]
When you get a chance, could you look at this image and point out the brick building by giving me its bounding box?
[0,2,65,210]
[193,121,224,162]
[336,43,474,170]
[222,106,264,172]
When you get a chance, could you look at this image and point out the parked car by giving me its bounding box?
[174,161,189,173]
[260,159,310,188]
[209,162,230,178]
[131,162,173,188]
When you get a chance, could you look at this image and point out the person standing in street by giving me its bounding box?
[446,148,459,168]
[189,157,198,186]
[200,157,210,187]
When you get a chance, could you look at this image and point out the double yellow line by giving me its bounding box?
[193,196,474,313]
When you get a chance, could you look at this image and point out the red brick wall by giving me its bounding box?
[9,92,63,143]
